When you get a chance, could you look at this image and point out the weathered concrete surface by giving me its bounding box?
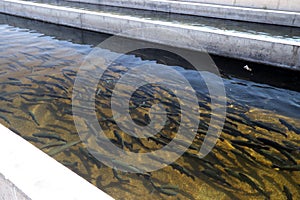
[67,0,300,27]
[173,0,300,12]
[0,173,30,200]
[0,0,299,70]
[0,124,114,200]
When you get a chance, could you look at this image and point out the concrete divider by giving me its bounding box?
[0,173,30,200]
[175,0,300,12]
[0,0,299,70]
[0,124,114,200]
[67,0,300,27]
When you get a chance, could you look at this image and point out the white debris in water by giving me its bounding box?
[243,65,252,71]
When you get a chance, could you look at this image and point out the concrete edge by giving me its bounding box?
[0,173,31,200]
[0,0,299,70]
[0,124,114,200]
[66,0,300,27]
[169,0,300,12]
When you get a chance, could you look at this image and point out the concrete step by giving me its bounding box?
[0,0,300,70]
[65,0,300,27]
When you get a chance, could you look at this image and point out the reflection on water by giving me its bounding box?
[0,16,300,200]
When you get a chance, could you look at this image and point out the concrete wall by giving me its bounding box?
[0,124,113,200]
[67,0,300,27]
[178,0,300,12]
[0,0,300,70]
[0,173,30,200]
[1,0,299,70]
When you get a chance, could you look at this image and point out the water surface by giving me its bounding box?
[0,14,299,200]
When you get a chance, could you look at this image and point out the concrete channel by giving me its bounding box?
[0,0,300,70]
[67,0,300,27]
[0,1,299,199]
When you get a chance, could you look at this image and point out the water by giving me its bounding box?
[0,14,300,200]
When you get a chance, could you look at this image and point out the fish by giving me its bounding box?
[96,176,103,188]
[150,181,178,196]
[62,72,75,83]
[46,124,71,132]
[69,149,91,175]
[130,137,149,150]
[279,149,297,165]
[257,138,297,164]
[157,188,178,196]
[279,118,300,135]
[231,145,258,166]
[175,139,198,151]
[224,168,240,180]
[222,127,241,137]
[20,92,70,100]
[20,95,53,102]
[238,173,270,199]
[148,136,168,146]
[48,140,81,156]
[28,111,40,126]
[253,148,286,165]
[112,160,144,174]
[22,136,45,144]
[40,141,66,149]
[282,140,300,152]
[0,108,13,114]
[170,163,194,180]
[0,80,23,86]
[113,130,124,148]
[44,74,65,83]
[112,168,130,183]
[272,164,300,171]
[0,114,10,125]
[32,133,66,142]
[202,168,231,187]
[147,154,168,164]
[262,175,282,192]
[257,138,294,152]
[132,117,148,126]
[283,186,293,200]
[49,82,69,94]
[78,147,102,168]
[251,121,287,137]
[0,96,12,102]
[9,127,21,136]
[231,139,269,150]
[144,113,151,124]
[61,161,78,168]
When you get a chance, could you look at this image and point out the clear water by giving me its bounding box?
[0,14,299,200]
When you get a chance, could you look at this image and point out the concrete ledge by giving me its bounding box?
[67,0,300,27]
[0,124,114,200]
[171,0,300,12]
[0,0,300,70]
[0,173,30,200]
